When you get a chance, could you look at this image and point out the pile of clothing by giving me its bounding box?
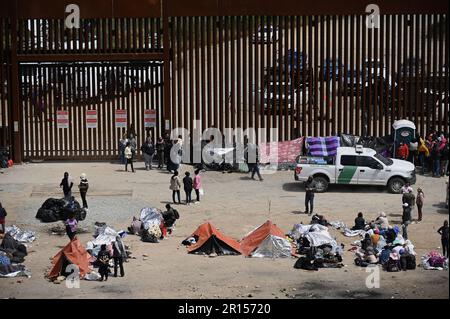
[35,198,87,223]
[0,233,31,278]
[86,222,128,258]
[421,251,448,270]
[289,223,344,270]
[128,207,179,243]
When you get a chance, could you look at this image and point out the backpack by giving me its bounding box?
[173,209,180,220]
[386,258,400,272]
[406,255,416,270]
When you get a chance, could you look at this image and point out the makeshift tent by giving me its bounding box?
[186,222,241,255]
[140,207,163,230]
[240,220,292,258]
[48,238,91,280]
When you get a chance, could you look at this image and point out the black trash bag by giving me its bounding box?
[35,198,85,222]
[294,257,318,270]
[340,134,360,147]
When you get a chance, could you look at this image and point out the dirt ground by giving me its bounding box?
[0,162,448,299]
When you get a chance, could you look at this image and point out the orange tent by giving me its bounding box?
[187,222,241,255]
[48,238,92,279]
[240,220,292,257]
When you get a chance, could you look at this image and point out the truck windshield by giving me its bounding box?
[374,153,393,166]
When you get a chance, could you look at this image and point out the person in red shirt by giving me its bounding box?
[396,142,409,160]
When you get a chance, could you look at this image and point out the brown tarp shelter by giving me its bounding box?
[187,222,241,255]
[240,220,293,258]
[48,238,92,279]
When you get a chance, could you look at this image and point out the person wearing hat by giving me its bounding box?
[402,202,412,240]
[371,228,381,246]
[374,212,389,230]
[78,173,89,209]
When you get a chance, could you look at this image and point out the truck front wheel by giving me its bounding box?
[313,176,329,193]
[387,177,405,194]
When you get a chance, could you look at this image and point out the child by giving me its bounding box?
[437,220,449,258]
[170,171,181,204]
[97,244,111,281]
[193,169,202,203]
[416,188,425,222]
[124,142,135,172]
[0,202,7,234]
[183,171,193,205]
[65,213,78,241]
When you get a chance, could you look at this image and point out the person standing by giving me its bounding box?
[170,171,181,204]
[440,137,448,177]
[78,173,89,209]
[396,142,409,161]
[416,188,425,222]
[156,136,165,169]
[402,189,416,215]
[402,202,412,240]
[0,202,7,234]
[112,236,126,277]
[124,142,135,173]
[430,139,441,177]
[60,172,74,201]
[119,134,128,165]
[65,213,78,241]
[437,220,449,258]
[129,134,137,160]
[97,244,111,282]
[183,171,193,205]
[193,169,202,203]
[417,135,429,175]
[304,176,316,216]
[141,137,155,170]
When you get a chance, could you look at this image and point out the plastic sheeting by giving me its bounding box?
[140,207,163,230]
[289,223,338,253]
[5,225,36,243]
[421,252,449,270]
[251,235,292,258]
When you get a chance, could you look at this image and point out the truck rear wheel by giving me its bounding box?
[387,177,405,194]
[313,176,329,193]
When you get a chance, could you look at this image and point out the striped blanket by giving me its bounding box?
[306,136,340,157]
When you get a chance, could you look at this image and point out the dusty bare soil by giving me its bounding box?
[0,162,448,299]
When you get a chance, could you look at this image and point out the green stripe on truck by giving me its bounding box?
[337,166,357,184]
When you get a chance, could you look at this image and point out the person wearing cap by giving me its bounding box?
[401,182,413,194]
[112,236,127,277]
[78,173,89,209]
[402,202,412,240]
[371,228,381,246]
[416,188,425,222]
[402,188,416,216]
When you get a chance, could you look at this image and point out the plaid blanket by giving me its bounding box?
[306,136,340,157]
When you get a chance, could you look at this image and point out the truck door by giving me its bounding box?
[337,155,358,184]
[356,156,385,185]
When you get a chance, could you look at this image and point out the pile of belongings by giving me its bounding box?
[289,223,344,270]
[35,198,86,223]
[352,225,418,272]
[239,220,293,258]
[329,220,366,237]
[128,207,178,243]
[0,233,31,278]
[421,251,448,270]
[340,133,394,157]
[86,222,128,258]
[48,238,92,280]
[182,222,241,256]
[5,225,36,243]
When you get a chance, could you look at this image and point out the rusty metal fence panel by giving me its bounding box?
[0,18,11,149]
[168,14,449,141]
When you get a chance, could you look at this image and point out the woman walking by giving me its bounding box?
[170,171,181,204]
[124,142,135,173]
[416,188,425,222]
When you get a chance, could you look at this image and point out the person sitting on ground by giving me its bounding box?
[361,233,373,251]
[363,247,378,265]
[352,212,366,230]
[0,202,7,234]
[311,214,328,226]
[97,244,111,282]
[371,228,381,247]
[162,204,180,232]
[374,212,389,230]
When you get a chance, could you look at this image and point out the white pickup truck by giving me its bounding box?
[294,146,416,193]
